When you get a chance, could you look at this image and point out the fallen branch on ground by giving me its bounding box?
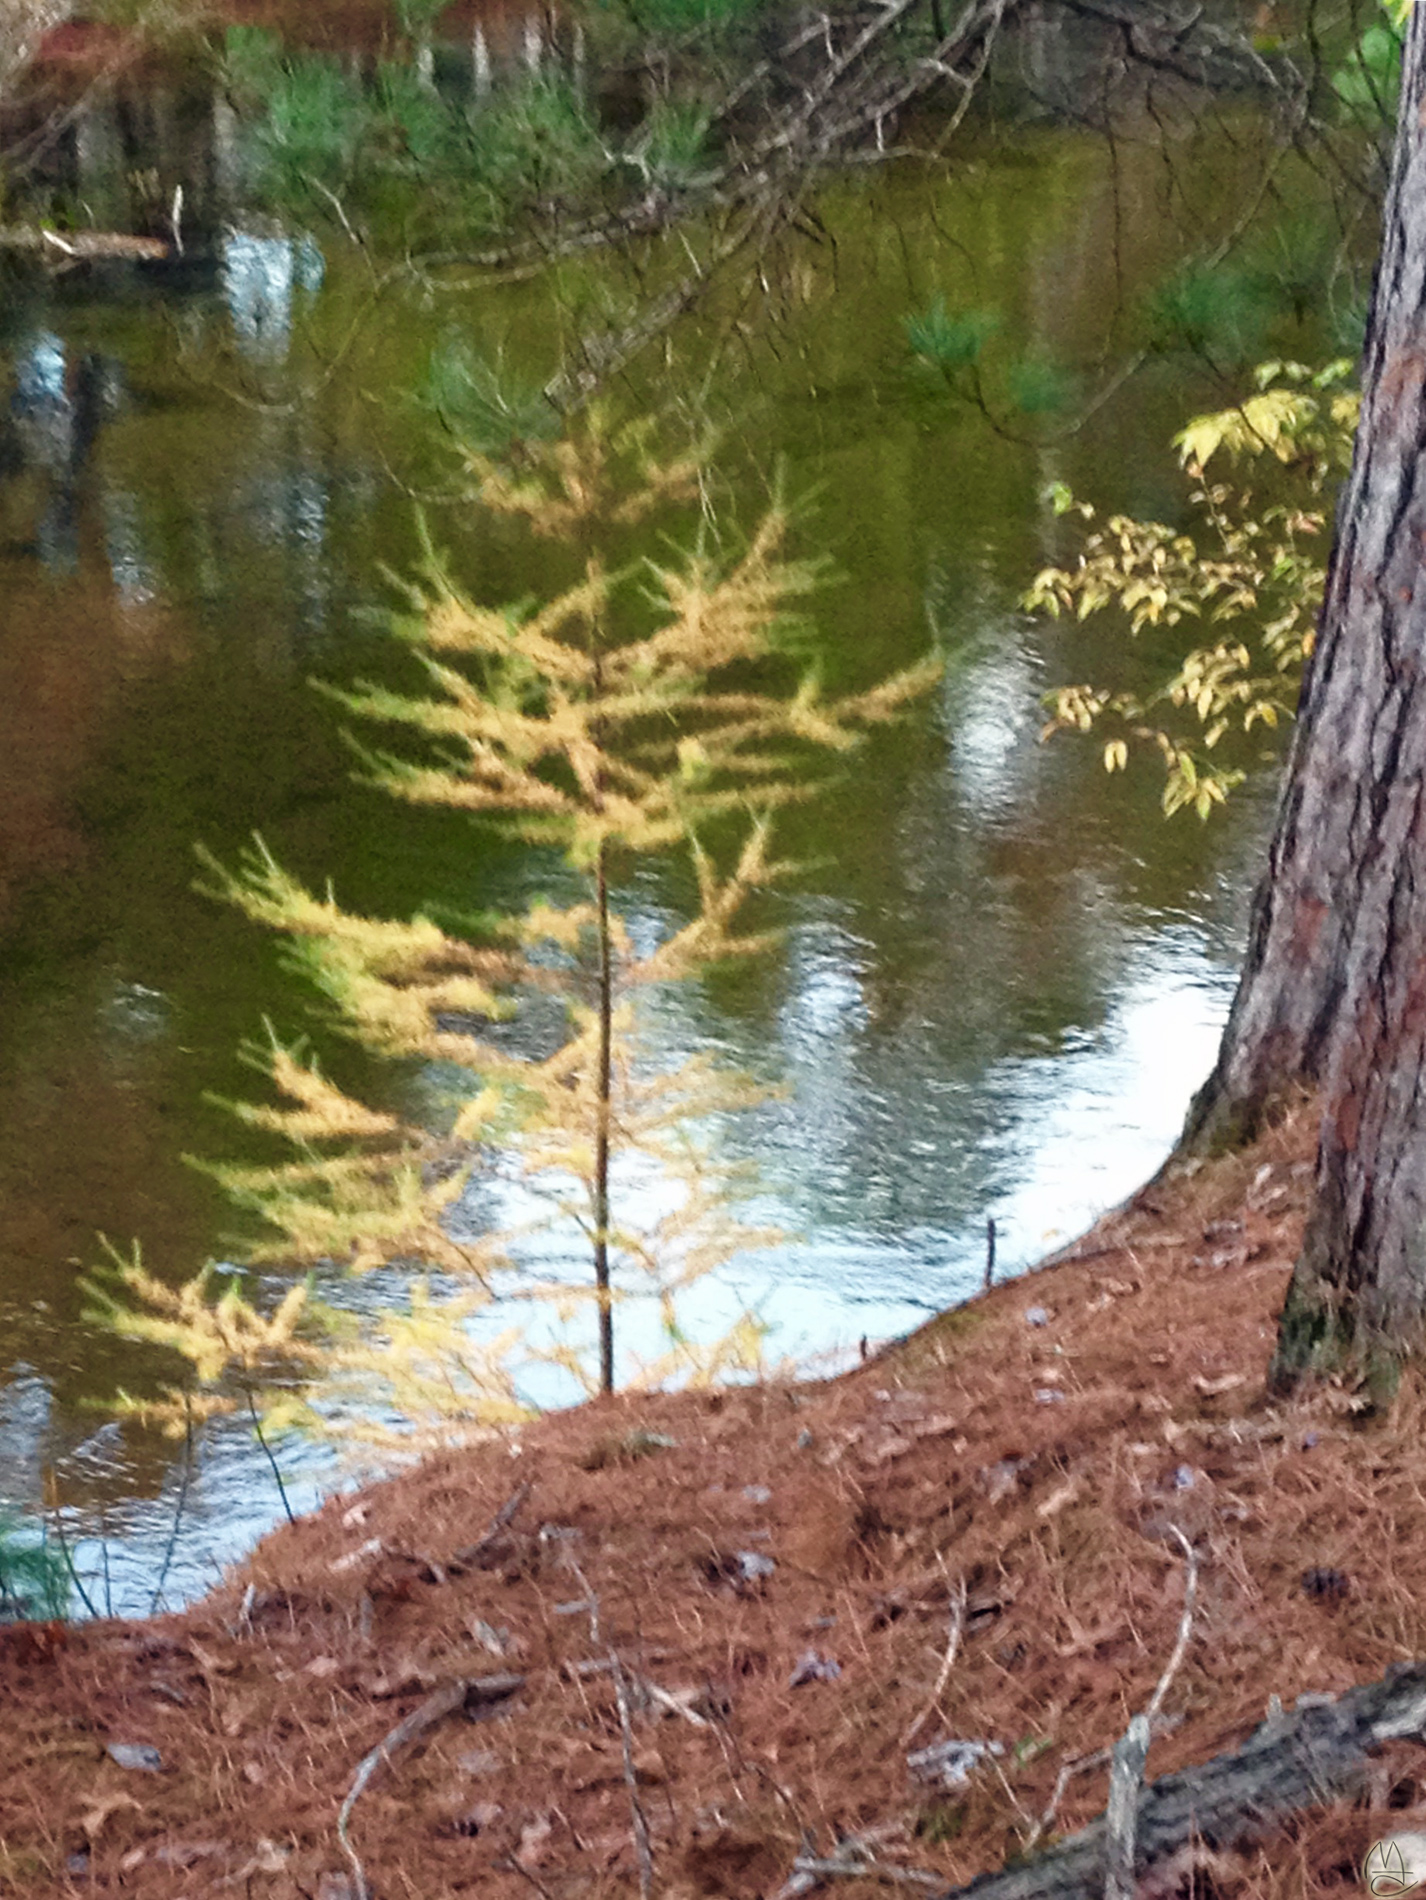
[336,1672,525,1900]
[447,1481,531,1571]
[788,1851,942,1890]
[562,1653,711,1726]
[777,1822,942,1898]
[936,1661,1426,1900]
[904,1564,967,1747]
[1103,1528,1199,1900]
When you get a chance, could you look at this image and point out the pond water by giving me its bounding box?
[0,41,1309,1611]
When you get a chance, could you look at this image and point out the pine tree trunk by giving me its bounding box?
[1187,6,1426,1375]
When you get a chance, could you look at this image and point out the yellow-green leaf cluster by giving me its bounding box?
[1028,362,1351,818]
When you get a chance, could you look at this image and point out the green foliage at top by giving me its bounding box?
[1027,360,1357,818]
[1141,261,1270,366]
[216,31,368,196]
[216,22,734,241]
[375,59,461,170]
[424,339,562,455]
[1333,0,1408,126]
[216,24,286,106]
[467,76,608,222]
[90,420,939,1444]
[905,297,998,374]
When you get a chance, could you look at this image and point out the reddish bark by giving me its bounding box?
[34,23,137,68]
[1188,3,1426,1372]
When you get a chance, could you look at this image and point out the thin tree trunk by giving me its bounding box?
[1187,3,1426,1374]
[593,838,615,1395]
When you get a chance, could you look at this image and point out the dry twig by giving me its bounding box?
[1103,1529,1199,1900]
[612,1653,656,1900]
[903,1563,967,1746]
[1146,1528,1200,1723]
[1028,1530,1199,1864]
[336,1674,524,1900]
[571,1561,655,1900]
[777,1822,941,1897]
[1026,1745,1116,1853]
[448,1480,531,1570]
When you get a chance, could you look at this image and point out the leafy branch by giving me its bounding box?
[1027,360,1355,817]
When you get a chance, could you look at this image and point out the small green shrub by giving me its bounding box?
[1141,261,1268,365]
[241,51,371,197]
[629,99,714,191]
[468,76,609,222]
[0,1516,69,1622]
[905,297,998,375]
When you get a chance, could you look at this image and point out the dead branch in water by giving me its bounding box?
[0,225,170,261]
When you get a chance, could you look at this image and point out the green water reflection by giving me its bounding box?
[0,106,1312,1603]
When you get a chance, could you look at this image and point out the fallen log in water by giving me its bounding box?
[0,225,170,260]
[939,1662,1426,1900]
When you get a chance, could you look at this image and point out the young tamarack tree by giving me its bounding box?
[92,419,938,1443]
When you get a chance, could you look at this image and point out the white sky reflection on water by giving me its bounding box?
[698,922,1234,1372]
[0,138,1288,1609]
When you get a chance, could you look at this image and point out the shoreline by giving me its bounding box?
[15,1098,1410,1900]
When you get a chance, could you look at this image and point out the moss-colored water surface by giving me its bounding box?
[0,43,1326,1604]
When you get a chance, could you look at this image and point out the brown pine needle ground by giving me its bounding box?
[6,1098,1423,1899]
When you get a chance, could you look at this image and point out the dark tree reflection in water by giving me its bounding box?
[0,20,1324,1604]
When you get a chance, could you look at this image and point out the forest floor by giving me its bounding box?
[6,1095,1426,1900]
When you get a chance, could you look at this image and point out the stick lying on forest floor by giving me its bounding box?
[935,1661,1426,1900]
[336,1672,525,1900]
[1102,1528,1199,1900]
[447,1481,531,1572]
